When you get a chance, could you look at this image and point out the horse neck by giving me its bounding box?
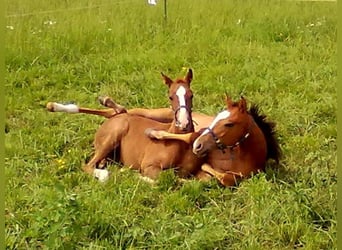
[239,115,267,159]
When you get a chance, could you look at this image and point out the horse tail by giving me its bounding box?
[249,104,282,164]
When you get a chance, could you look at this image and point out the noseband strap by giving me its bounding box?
[174,105,190,126]
[206,127,250,153]
[206,127,227,151]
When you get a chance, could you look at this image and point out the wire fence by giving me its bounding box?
[6,0,148,18]
[6,0,334,19]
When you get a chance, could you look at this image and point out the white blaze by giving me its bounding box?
[201,110,231,135]
[176,86,188,128]
[193,110,231,153]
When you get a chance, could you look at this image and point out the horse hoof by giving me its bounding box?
[114,105,127,114]
[144,128,156,138]
[145,128,164,139]
[46,102,55,112]
[98,96,109,106]
[93,169,110,182]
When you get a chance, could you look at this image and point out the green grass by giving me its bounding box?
[5,0,336,249]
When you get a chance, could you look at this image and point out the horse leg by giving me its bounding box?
[145,129,195,144]
[140,163,162,181]
[195,169,213,182]
[46,102,117,118]
[201,163,242,187]
[82,150,113,182]
[98,96,127,114]
[127,108,174,123]
[83,120,126,182]
[99,96,173,123]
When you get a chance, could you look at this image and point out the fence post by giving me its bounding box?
[164,0,167,22]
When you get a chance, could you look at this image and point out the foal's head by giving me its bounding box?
[193,96,251,157]
[162,69,194,131]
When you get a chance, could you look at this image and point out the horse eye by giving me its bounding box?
[225,123,234,128]
[169,96,173,101]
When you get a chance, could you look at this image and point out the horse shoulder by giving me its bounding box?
[177,147,204,177]
[206,150,233,172]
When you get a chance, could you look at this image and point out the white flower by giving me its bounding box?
[44,20,57,25]
[6,25,14,30]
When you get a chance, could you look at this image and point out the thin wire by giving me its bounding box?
[6,0,140,18]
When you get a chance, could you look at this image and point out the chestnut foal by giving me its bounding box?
[47,69,206,181]
[145,96,281,187]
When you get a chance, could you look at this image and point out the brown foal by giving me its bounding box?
[46,69,208,182]
[145,96,281,186]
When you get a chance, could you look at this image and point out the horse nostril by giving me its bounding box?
[195,143,203,151]
[193,141,204,156]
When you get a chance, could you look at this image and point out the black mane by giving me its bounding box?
[248,104,282,164]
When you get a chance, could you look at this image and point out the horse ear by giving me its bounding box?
[239,96,247,112]
[225,94,233,108]
[161,72,173,86]
[184,68,193,84]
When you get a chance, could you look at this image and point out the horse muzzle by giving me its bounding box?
[192,137,210,157]
[175,121,189,131]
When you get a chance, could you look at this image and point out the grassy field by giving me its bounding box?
[5,0,336,249]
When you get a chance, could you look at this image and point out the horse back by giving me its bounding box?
[192,112,214,132]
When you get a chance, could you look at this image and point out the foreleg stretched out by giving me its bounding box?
[145,128,205,144]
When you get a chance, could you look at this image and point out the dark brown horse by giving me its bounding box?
[46,69,207,181]
[142,96,281,186]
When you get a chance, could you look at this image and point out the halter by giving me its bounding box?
[206,126,251,156]
[173,105,191,128]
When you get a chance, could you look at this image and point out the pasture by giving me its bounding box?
[5,0,336,249]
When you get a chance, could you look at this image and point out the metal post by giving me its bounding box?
[164,0,167,22]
